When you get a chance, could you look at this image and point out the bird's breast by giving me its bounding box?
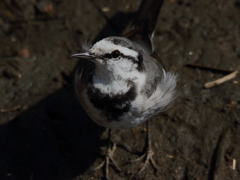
[86,82,137,122]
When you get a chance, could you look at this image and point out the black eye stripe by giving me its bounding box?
[102,53,134,60]
[101,52,122,60]
[102,53,112,59]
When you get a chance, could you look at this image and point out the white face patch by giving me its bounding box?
[90,39,139,58]
[107,57,137,72]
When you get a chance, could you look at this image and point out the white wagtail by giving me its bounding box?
[71,0,177,178]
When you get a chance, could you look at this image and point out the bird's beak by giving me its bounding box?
[70,52,95,59]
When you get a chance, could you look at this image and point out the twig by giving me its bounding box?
[231,159,236,170]
[204,71,238,88]
[30,173,34,180]
[186,63,235,74]
[0,105,21,113]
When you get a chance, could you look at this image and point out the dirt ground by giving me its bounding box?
[0,0,240,179]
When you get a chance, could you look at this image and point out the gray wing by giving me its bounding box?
[141,53,164,98]
[141,51,177,114]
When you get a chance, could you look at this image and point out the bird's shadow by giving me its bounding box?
[0,11,134,180]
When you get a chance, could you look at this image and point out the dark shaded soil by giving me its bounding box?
[0,0,240,179]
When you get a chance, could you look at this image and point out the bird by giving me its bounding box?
[71,0,177,179]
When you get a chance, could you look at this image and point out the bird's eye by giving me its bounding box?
[111,50,121,58]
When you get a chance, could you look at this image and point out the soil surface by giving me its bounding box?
[0,0,240,180]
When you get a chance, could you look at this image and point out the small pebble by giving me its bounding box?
[18,49,30,58]
[101,7,110,12]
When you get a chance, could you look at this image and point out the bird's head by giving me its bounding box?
[71,37,145,78]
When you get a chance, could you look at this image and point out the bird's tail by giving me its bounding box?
[124,0,164,53]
